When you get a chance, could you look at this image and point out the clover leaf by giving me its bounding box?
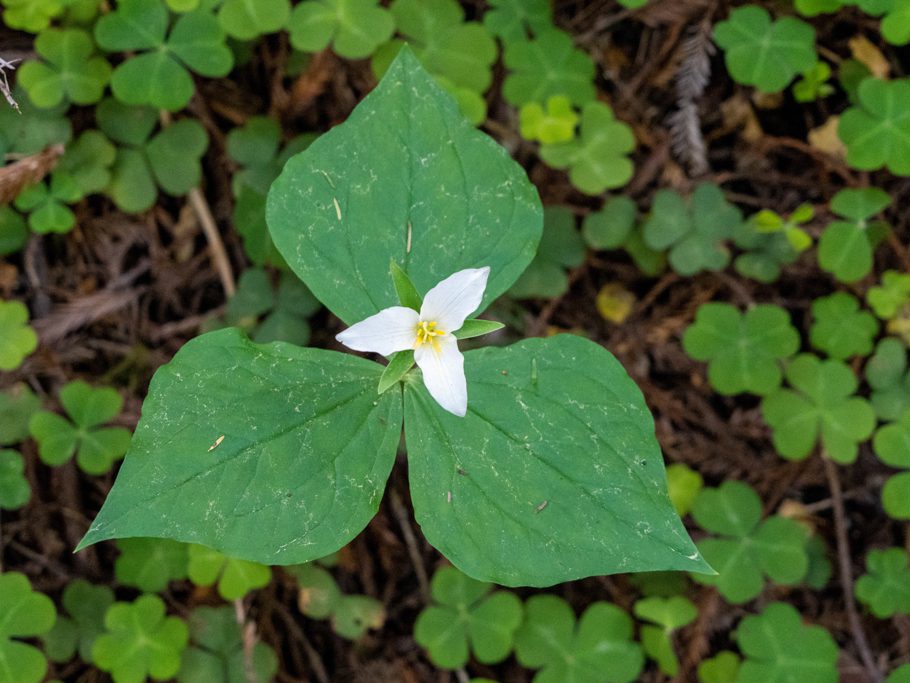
[881,0,910,44]
[332,595,385,639]
[810,292,878,360]
[0,207,27,257]
[514,595,643,683]
[762,354,876,463]
[855,548,910,617]
[690,481,810,603]
[115,538,189,592]
[519,95,579,144]
[95,0,233,111]
[0,572,56,683]
[732,217,799,283]
[540,101,634,195]
[839,78,910,174]
[796,0,845,15]
[867,339,910,421]
[713,6,816,93]
[0,383,40,446]
[634,596,697,676]
[414,565,522,669]
[19,28,111,108]
[29,380,131,475]
[889,665,910,683]
[218,0,290,40]
[187,544,271,600]
[873,409,910,518]
[289,0,394,59]
[749,203,814,252]
[43,579,114,664]
[0,87,71,157]
[583,195,637,250]
[0,449,29,510]
[56,130,117,198]
[868,270,910,319]
[92,594,189,683]
[289,563,341,619]
[503,29,596,106]
[13,173,81,234]
[818,187,891,282]
[642,183,742,275]
[735,603,838,683]
[793,60,834,101]
[179,606,278,683]
[483,0,551,43]
[698,651,741,683]
[683,302,799,396]
[0,300,38,371]
[666,462,703,516]
[509,206,585,299]
[1,0,63,32]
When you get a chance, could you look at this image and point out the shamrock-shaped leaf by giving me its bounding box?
[855,547,910,617]
[92,594,189,683]
[1,0,65,32]
[29,380,131,474]
[19,28,111,108]
[761,354,875,463]
[289,563,342,619]
[483,0,551,43]
[735,603,838,683]
[818,187,891,282]
[288,0,394,60]
[95,0,233,111]
[839,78,910,174]
[509,206,585,299]
[415,565,522,669]
[881,0,910,44]
[540,101,634,195]
[666,463,703,516]
[873,409,910,518]
[519,95,579,144]
[0,449,29,510]
[115,538,189,592]
[883,471,910,518]
[187,544,271,600]
[810,292,878,360]
[698,651,741,683]
[13,173,81,234]
[642,184,742,275]
[691,481,810,603]
[56,130,117,198]
[218,0,290,40]
[749,203,814,252]
[634,596,697,675]
[0,572,56,683]
[0,207,28,257]
[43,579,114,664]
[683,303,799,396]
[0,300,38,371]
[332,594,385,639]
[793,60,834,102]
[0,383,40,445]
[583,196,637,250]
[0,87,71,156]
[732,217,799,283]
[514,595,643,683]
[868,270,910,319]
[503,29,595,107]
[179,606,278,683]
[713,6,816,93]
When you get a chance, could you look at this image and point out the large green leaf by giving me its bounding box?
[77,328,403,564]
[266,46,542,326]
[403,334,709,586]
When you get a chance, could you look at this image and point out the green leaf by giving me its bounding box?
[0,572,56,683]
[583,196,637,250]
[19,28,110,108]
[56,130,117,197]
[453,319,504,340]
[713,6,816,93]
[666,463,703,516]
[57,580,114,664]
[0,383,41,445]
[540,101,635,196]
[509,206,585,299]
[699,651,741,683]
[761,354,875,463]
[378,350,415,394]
[683,303,799,396]
[882,0,910,44]
[0,450,29,510]
[115,538,189,592]
[288,564,341,619]
[483,0,551,43]
[868,270,910,319]
[288,0,394,59]
[146,119,208,196]
[514,595,644,683]
[888,665,910,683]
[218,0,290,40]
[0,87,71,156]
[503,29,596,106]
[0,300,38,371]
[187,544,271,600]
[634,595,697,630]
[733,219,799,283]
[78,328,404,566]
[414,565,522,669]
[793,60,834,102]
[267,47,542,326]
[404,334,708,586]
[809,292,878,360]
[874,409,910,467]
[0,207,28,257]
[390,260,422,310]
[519,95,579,144]
[331,594,385,639]
[818,188,890,282]
[92,595,189,683]
[855,547,910,617]
[839,78,910,174]
[735,603,838,683]
[883,471,910,518]
[795,0,845,15]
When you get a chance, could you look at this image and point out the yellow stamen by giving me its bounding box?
[414,320,445,349]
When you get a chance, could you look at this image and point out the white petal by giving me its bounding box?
[336,306,419,356]
[420,267,490,333]
[414,334,467,417]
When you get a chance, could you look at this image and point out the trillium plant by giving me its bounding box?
[78,48,709,587]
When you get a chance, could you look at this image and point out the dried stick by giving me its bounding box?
[389,487,430,601]
[188,186,236,298]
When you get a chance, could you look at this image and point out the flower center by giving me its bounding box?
[414,320,445,350]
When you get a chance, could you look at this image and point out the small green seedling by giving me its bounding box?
[13,174,82,234]
[868,270,910,319]
[0,572,56,683]
[665,463,703,516]
[92,594,189,683]
[691,481,810,604]
[483,0,551,43]
[19,28,110,108]
[866,339,910,422]
[42,579,114,664]
[713,6,816,93]
[732,218,799,284]
[793,61,834,101]
[514,595,643,683]
[414,565,522,669]
[0,207,28,256]
[872,409,910,518]
[217,0,290,40]
[0,449,29,510]
[818,187,891,282]
[509,206,585,299]
[29,380,131,474]
[187,544,271,601]
[0,383,40,445]
[287,563,385,639]
[289,0,394,59]
[94,0,233,111]
[761,354,875,463]
[503,29,595,106]
[683,303,800,396]
[540,101,635,195]
[750,203,814,252]
[519,95,579,144]
[698,651,741,683]
[0,300,38,371]
[839,78,910,175]
[809,291,878,360]
[855,548,910,617]
[179,606,278,683]
[115,538,189,593]
[735,603,838,683]
[633,596,697,676]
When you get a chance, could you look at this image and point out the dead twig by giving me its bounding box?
[389,488,430,602]
[188,187,237,298]
[0,57,20,112]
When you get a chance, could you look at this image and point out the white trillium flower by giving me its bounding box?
[336,267,491,417]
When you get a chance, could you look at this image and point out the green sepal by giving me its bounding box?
[390,261,422,311]
[453,319,504,340]
[378,350,415,394]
